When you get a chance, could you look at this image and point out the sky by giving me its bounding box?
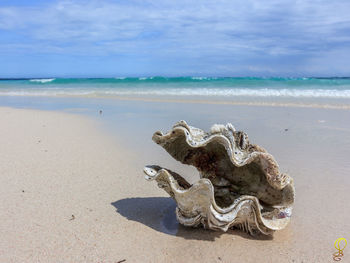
[0,0,350,78]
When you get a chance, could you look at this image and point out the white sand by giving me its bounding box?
[0,106,349,263]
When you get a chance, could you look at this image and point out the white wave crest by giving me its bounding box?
[1,87,350,98]
[190,77,218,80]
[29,78,55,83]
[102,88,350,98]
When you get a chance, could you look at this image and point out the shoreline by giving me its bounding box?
[1,94,350,110]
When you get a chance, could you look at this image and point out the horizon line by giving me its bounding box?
[1,76,350,80]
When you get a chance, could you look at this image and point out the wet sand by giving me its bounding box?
[0,102,349,263]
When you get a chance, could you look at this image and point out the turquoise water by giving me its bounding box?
[1,77,350,98]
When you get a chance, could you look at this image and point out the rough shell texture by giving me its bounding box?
[144,120,295,235]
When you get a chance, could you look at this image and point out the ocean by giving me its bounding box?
[1,77,350,99]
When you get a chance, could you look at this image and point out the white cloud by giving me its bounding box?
[0,0,350,75]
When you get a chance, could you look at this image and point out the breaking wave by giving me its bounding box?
[1,87,350,98]
[29,78,56,83]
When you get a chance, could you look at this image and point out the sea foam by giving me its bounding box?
[29,78,56,83]
[1,87,350,98]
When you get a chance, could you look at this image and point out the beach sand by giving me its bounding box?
[0,103,349,263]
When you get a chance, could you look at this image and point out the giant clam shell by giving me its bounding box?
[144,120,295,235]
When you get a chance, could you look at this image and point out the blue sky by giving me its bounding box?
[1,0,350,77]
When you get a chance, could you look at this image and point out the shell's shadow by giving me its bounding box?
[111,197,272,241]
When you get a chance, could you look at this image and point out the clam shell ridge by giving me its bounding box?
[144,120,295,235]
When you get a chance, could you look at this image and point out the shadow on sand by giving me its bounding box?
[111,197,273,241]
